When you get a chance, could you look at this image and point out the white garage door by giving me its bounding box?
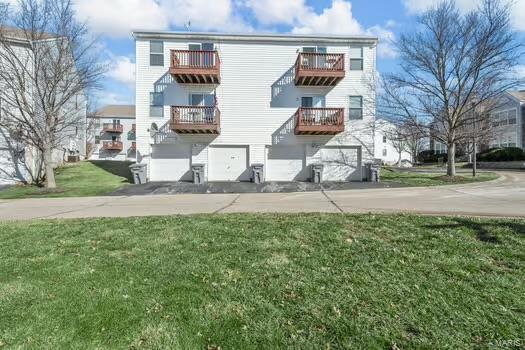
[321,146,362,182]
[208,146,249,181]
[265,145,307,181]
[150,144,191,182]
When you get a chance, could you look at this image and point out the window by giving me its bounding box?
[150,41,164,66]
[508,110,517,125]
[301,97,313,108]
[348,96,363,119]
[94,135,100,144]
[382,149,387,157]
[382,135,387,143]
[150,92,164,118]
[349,47,363,71]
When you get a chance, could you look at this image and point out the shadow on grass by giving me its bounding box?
[424,218,525,244]
[89,160,133,183]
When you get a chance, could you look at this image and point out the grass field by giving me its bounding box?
[381,168,499,187]
[0,214,523,349]
[0,161,132,199]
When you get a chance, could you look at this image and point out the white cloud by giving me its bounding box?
[402,0,525,31]
[94,91,133,107]
[75,0,169,38]
[107,56,136,88]
[291,0,362,35]
[246,0,308,25]
[270,0,398,59]
[160,0,252,32]
[367,25,397,59]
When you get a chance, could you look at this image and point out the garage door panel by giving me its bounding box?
[321,147,361,182]
[266,146,307,181]
[209,146,249,181]
[150,144,191,182]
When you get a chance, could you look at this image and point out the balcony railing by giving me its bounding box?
[102,140,123,151]
[170,106,220,134]
[170,50,221,84]
[294,107,345,135]
[295,53,345,86]
[102,123,124,133]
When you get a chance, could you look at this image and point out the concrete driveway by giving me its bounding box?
[0,171,524,221]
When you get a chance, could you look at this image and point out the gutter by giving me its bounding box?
[131,30,379,45]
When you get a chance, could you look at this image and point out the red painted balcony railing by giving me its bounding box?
[294,107,345,135]
[294,53,345,86]
[102,123,124,133]
[102,140,123,151]
[170,50,221,84]
[170,106,220,134]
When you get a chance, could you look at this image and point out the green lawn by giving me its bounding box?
[0,161,132,199]
[382,168,499,187]
[0,214,523,349]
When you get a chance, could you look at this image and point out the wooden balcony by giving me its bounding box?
[102,141,123,151]
[102,123,123,133]
[294,53,345,86]
[294,107,345,135]
[170,50,221,84]
[170,106,220,134]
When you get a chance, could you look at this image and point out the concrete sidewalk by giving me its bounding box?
[0,172,523,221]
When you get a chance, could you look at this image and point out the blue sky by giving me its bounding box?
[79,0,525,108]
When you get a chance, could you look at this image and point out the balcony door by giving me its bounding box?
[301,96,325,123]
[189,43,214,67]
[190,93,215,123]
[301,96,325,108]
[302,46,327,69]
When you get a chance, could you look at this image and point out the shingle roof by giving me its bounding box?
[508,91,525,102]
[0,25,57,41]
[94,105,136,118]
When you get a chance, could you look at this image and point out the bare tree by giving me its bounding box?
[0,0,105,188]
[381,0,523,176]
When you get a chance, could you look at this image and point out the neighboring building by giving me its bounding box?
[88,105,136,161]
[486,91,525,149]
[133,31,377,182]
[0,27,86,185]
[374,119,411,166]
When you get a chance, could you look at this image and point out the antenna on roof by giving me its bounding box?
[184,21,191,32]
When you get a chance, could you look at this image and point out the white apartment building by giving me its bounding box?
[133,31,377,182]
[0,27,86,185]
[88,105,136,161]
[374,119,412,166]
[487,91,525,149]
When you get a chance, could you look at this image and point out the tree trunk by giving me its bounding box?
[43,147,57,188]
[447,142,456,177]
[397,151,403,167]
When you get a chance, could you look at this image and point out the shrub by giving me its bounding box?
[418,150,448,163]
[477,147,525,162]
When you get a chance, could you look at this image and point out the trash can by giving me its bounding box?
[191,164,205,184]
[251,163,264,184]
[311,163,324,184]
[129,163,147,184]
[366,162,381,182]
